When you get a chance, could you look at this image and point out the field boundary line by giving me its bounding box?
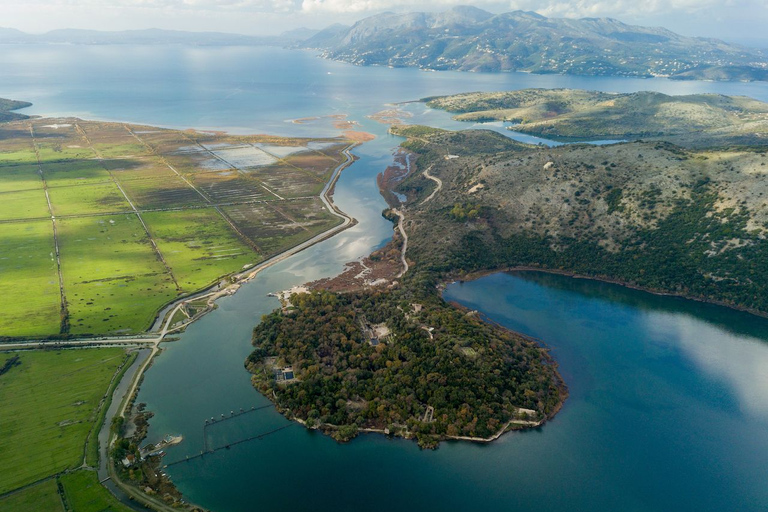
[28,123,69,334]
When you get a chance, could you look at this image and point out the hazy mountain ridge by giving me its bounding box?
[302,7,768,81]
[0,27,318,46]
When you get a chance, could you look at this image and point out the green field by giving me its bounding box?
[0,479,63,512]
[57,215,176,335]
[36,144,94,164]
[0,164,43,193]
[0,148,38,164]
[48,182,131,216]
[0,348,128,494]
[59,470,133,512]
[43,160,113,187]
[0,188,50,221]
[0,117,351,338]
[91,142,150,159]
[142,208,259,291]
[0,220,61,337]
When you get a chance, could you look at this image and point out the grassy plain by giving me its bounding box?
[57,214,176,335]
[143,208,258,291]
[48,182,131,216]
[59,470,133,512]
[42,160,113,187]
[0,164,42,192]
[0,348,127,494]
[0,148,38,164]
[0,479,64,512]
[0,220,61,337]
[0,116,351,338]
[0,188,50,220]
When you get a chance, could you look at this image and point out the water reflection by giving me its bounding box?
[648,313,768,420]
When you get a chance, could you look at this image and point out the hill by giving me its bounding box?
[0,98,31,122]
[389,121,768,314]
[424,89,768,147]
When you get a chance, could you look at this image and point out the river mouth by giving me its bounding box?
[6,44,768,512]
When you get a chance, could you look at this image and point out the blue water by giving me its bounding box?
[444,272,768,512]
[3,44,768,512]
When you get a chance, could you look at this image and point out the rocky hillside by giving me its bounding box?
[303,6,768,81]
[390,123,768,314]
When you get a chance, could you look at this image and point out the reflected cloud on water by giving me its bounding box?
[647,312,768,421]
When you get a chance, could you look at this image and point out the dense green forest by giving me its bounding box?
[248,287,564,447]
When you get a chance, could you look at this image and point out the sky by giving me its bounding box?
[1,0,767,48]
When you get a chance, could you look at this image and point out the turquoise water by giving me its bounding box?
[2,45,768,511]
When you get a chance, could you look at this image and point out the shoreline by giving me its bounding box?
[268,394,558,448]
[449,265,768,320]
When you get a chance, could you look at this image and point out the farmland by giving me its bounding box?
[0,115,354,338]
[0,220,61,338]
[0,348,128,494]
[0,479,63,512]
[59,470,133,512]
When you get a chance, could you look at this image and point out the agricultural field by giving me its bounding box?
[59,470,133,512]
[0,115,352,338]
[142,208,258,291]
[0,348,128,494]
[48,182,132,216]
[57,214,177,335]
[42,159,113,187]
[222,197,339,255]
[0,220,61,338]
[0,187,50,220]
[0,164,42,192]
[117,175,207,209]
[0,479,63,512]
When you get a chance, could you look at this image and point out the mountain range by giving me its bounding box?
[301,6,768,81]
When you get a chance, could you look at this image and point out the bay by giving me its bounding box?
[2,44,768,511]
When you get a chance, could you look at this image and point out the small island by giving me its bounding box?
[248,287,565,448]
